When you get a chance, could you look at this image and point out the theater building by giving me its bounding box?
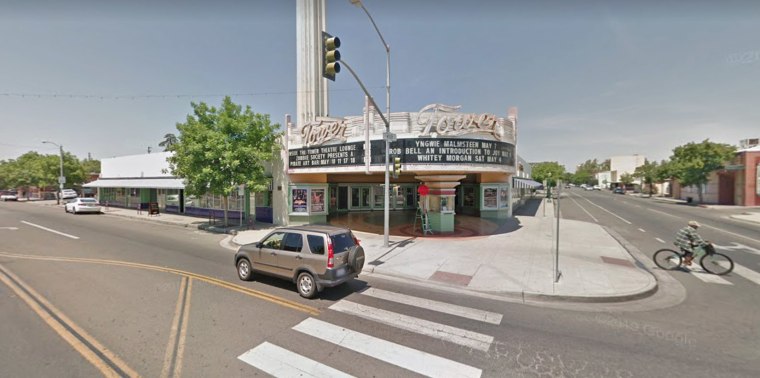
[282,104,518,233]
[276,0,524,233]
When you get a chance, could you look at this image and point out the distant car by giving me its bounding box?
[613,187,625,194]
[64,197,102,214]
[593,185,601,190]
[60,189,78,199]
[235,225,365,299]
[584,186,594,191]
[1,190,18,201]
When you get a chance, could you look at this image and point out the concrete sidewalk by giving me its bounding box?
[232,200,658,302]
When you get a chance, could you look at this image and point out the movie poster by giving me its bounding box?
[483,187,497,209]
[292,188,308,213]
[311,189,325,212]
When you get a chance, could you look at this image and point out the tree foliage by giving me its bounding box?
[619,173,634,186]
[633,159,659,196]
[167,96,280,225]
[0,151,98,196]
[531,161,566,187]
[571,158,605,185]
[669,139,736,202]
[159,133,178,151]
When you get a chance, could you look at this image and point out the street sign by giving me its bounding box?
[58,176,66,184]
[383,132,396,142]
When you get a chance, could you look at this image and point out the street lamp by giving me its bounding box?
[42,141,64,205]
[350,0,392,247]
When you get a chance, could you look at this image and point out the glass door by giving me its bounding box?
[350,186,371,210]
[372,185,385,210]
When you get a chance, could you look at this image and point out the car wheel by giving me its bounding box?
[296,272,317,299]
[237,258,254,281]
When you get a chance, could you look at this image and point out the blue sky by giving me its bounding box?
[1,0,758,171]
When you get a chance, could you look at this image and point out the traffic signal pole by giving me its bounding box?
[340,60,392,247]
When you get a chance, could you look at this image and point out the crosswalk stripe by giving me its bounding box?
[293,318,482,378]
[726,263,760,286]
[684,264,733,285]
[360,288,503,325]
[329,300,493,352]
[238,342,354,378]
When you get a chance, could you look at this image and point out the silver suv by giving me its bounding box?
[235,225,365,298]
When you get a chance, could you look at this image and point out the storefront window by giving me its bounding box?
[499,187,509,208]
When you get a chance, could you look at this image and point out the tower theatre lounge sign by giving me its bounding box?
[288,104,516,169]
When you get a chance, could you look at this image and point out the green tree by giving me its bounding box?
[531,161,565,187]
[600,159,611,171]
[633,159,659,197]
[159,133,178,151]
[620,173,634,188]
[670,139,736,203]
[654,160,673,183]
[0,152,93,199]
[168,97,280,226]
[80,158,101,176]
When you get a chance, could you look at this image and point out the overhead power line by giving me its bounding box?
[0,87,384,101]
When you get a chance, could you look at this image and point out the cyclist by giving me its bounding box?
[674,220,709,266]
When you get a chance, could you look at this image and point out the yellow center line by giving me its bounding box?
[160,277,193,378]
[0,252,320,316]
[0,263,140,378]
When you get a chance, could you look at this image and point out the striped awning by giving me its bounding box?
[513,177,543,189]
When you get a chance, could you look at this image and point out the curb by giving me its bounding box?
[363,265,659,304]
[102,211,206,229]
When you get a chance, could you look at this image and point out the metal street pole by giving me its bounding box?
[350,0,391,247]
[43,141,65,205]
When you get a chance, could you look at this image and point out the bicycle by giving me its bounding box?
[653,242,734,275]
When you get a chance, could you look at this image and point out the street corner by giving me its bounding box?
[729,212,760,226]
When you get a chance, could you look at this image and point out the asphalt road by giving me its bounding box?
[1,199,759,377]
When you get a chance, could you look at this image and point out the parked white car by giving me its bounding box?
[1,190,18,201]
[65,198,102,214]
[60,189,78,199]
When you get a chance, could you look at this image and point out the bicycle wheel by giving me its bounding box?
[700,252,734,275]
[653,249,682,270]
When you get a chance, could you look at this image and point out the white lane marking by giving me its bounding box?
[568,197,599,222]
[655,238,666,244]
[578,196,632,224]
[20,221,79,239]
[329,300,493,352]
[684,264,733,285]
[0,227,19,230]
[361,288,503,325]
[647,208,679,218]
[293,318,482,378]
[698,223,760,245]
[727,263,760,286]
[714,242,760,256]
[238,342,354,378]
[638,228,646,233]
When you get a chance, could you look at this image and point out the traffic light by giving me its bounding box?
[322,32,341,81]
[393,156,402,178]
